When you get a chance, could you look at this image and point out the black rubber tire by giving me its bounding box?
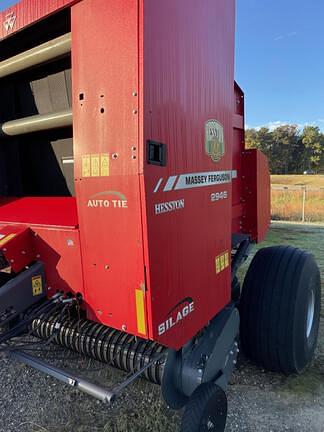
[240,246,321,375]
[181,383,227,432]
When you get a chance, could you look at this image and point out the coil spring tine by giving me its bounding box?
[110,331,124,367]
[153,345,165,384]
[102,328,117,363]
[134,339,150,373]
[84,322,101,357]
[145,343,158,383]
[74,319,88,353]
[95,326,111,362]
[89,324,105,360]
[125,337,136,373]
[121,335,135,372]
[115,333,130,370]
[80,321,96,355]
[66,319,78,351]
[129,338,143,374]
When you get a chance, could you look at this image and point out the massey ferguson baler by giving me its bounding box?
[0,1,321,431]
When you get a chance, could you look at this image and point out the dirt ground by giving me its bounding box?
[0,222,323,432]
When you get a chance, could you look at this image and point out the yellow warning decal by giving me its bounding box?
[215,250,230,274]
[135,289,147,336]
[0,233,16,247]
[100,153,110,176]
[91,154,100,177]
[32,275,43,296]
[82,155,91,177]
[82,153,110,177]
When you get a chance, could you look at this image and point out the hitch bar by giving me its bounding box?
[9,350,165,403]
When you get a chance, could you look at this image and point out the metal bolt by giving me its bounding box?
[105,265,110,270]
[132,109,138,115]
[131,146,137,151]
[21,250,26,255]
[36,254,41,258]
[112,153,118,160]
[132,92,138,97]
[122,325,127,331]
[132,155,137,160]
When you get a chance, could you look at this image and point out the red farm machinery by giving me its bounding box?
[0,1,321,431]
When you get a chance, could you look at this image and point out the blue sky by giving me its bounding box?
[1,0,323,131]
[236,0,324,130]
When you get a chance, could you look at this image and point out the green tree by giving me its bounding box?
[300,126,324,172]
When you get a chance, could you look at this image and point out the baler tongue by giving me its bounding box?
[0,226,36,274]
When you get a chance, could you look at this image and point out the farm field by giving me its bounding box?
[271,175,324,222]
[0,223,323,432]
[271,175,324,188]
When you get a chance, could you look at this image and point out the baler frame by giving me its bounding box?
[0,1,321,432]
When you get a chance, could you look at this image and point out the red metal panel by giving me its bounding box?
[141,0,236,349]
[0,198,78,228]
[0,226,35,273]
[232,83,245,234]
[241,149,271,242]
[32,226,84,297]
[0,0,79,41]
[0,223,84,296]
[71,0,146,337]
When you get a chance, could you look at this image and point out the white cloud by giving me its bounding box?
[247,120,324,132]
[274,31,297,41]
[249,121,289,131]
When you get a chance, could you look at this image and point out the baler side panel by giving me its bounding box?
[32,227,84,297]
[232,83,245,234]
[72,0,148,338]
[241,149,271,242]
[0,0,79,41]
[141,0,236,349]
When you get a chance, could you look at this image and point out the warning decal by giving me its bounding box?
[215,251,230,274]
[32,275,43,296]
[82,154,110,177]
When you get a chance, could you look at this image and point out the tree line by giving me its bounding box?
[245,125,324,174]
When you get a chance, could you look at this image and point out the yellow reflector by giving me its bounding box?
[135,289,147,336]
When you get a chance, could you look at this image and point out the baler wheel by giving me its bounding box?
[180,383,227,432]
[240,246,321,375]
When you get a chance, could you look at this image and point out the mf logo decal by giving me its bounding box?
[87,191,128,209]
[205,120,225,163]
[3,12,16,32]
[158,297,195,336]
